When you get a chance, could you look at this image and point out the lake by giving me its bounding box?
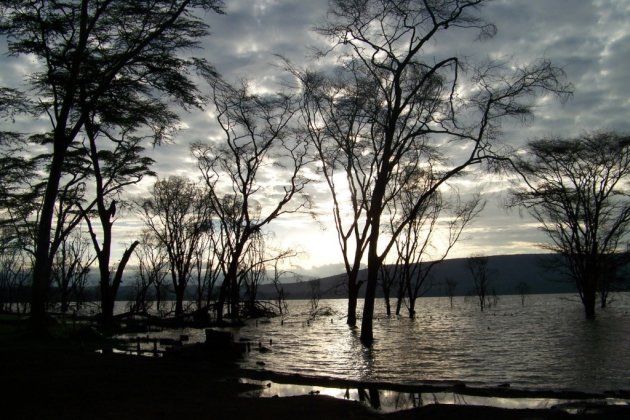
[117,293,630,393]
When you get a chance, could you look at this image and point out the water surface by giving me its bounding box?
[230,294,630,392]
[118,293,630,393]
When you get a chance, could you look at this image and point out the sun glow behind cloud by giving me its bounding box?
[2,0,630,275]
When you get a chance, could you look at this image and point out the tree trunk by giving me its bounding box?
[360,256,379,346]
[347,277,360,327]
[175,285,185,316]
[383,287,391,317]
[408,296,416,319]
[360,234,382,345]
[216,275,230,322]
[100,241,139,331]
[100,290,115,332]
[583,282,597,320]
[30,149,66,330]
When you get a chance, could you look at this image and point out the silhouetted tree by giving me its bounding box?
[467,254,490,312]
[80,120,156,329]
[270,260,290,316]
[0,0,224,330]
[191,232,221,314]
[509,132,630,319]
[445,277,458,308]
[294,0,570,345]
[50,229,94,314]
[387,180,483,318]
[309,278,322,315]
[0,230,30,313]
[193,81,312,321]
[140,176,213,317]
[132,230,169,314]
[515,281,530,307]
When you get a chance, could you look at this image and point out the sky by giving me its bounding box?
[2,0,630,278]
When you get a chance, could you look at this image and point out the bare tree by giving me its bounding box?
[467,254,490,312]
[0,0,224,330]
[270,260,290,316]
[445,277,458,308]
[515,281,529,307]
[140,176,213,318]
[191,232,222,315]
[509,132,630,319]
[293,0,570,345]
[309,278,322,316]
[51,229,94,314]
[193,81,312,321]
[131,230,169,315]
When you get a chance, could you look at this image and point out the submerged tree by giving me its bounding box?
[515,281,529,307]
[467,254,490,312]
[193,81,312,321]
[385,175,483,318]
[294,0,570,345]
[509,132,630,319]
[0,0,224,330]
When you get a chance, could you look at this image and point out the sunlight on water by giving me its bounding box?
[232,294,630,392]
[115,293,630,393]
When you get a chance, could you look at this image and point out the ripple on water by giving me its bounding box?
[235,294,630,392]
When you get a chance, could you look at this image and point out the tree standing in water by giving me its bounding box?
[510,132,630,319]
[467,254,490,312]
[295,0,570,345]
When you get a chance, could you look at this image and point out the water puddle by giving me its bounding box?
[239,378,629,413]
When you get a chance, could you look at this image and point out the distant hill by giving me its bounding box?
[254,253,575,300]
[101,253,576,301]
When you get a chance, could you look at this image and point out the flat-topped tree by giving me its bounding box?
[295,0,571,345]
[0,0,224,330]
[509,132,630,319]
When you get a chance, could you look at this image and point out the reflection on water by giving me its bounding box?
[232,294,630,392]
[115,293,630,393]
[238,379,628,412]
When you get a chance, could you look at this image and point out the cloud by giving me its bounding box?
[2,0,629,268]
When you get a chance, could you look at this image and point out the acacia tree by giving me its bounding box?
[0,0,224,330]
[509,132,630,319]
[295,0,570,345]
[140,176,213,317]
[193,81,312,321]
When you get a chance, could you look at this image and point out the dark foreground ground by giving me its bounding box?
[2,324,629,420]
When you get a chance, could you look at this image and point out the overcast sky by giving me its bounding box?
[2,0,630,277]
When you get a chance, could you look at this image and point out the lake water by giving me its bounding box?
[117,293,630,393]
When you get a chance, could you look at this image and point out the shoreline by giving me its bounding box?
[3,331,629,419]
